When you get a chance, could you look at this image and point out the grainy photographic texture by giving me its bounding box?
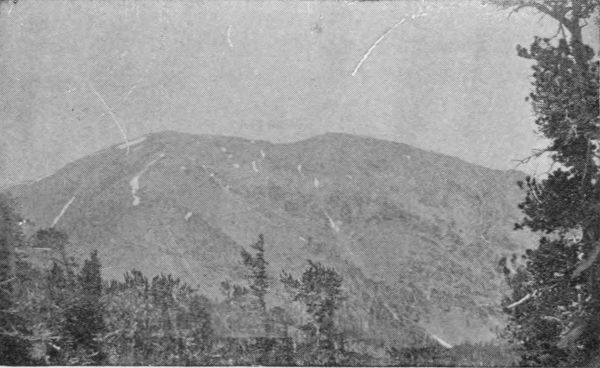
[1,0,599,366]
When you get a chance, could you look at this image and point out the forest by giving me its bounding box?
[0,195,519,365]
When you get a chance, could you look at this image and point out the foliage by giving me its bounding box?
[217,235,299,365]
[24,249,106,365]
[102,271,214,365]
[1,195,349,365]
[491,0,600,365]
[0,194,32,364]
[61,250,106,364]
[281,260,345,365]
[0,188,524,366]
[240,234,270,327]
[210,336,295,366]
[33,228,76,276]
[0,222,90,365]
[388,341,518,367]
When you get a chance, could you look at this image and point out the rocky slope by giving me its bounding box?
[7,131,534,347]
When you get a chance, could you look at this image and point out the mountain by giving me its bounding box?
[6,131,534,348]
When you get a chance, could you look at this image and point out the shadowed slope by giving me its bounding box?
[8,131,533,347]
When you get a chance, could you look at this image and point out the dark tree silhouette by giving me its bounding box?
[489,0,600,365]
[240,234,270,334]
[0,194,31,364]
[282,260,344,365]
[63,250,106,364]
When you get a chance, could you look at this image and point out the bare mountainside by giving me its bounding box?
[7,131,534,347]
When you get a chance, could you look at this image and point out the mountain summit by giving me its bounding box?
[7,131,533,347]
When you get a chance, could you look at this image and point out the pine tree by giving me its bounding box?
[33,229,80,364]
[239,234,275,364]
[63,250,105,364]
[488,0,600,365]
[281,260,344,365]
[0,194,31,364]
[240,234,270,332]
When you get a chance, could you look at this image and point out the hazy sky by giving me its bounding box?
[1,0,592,186]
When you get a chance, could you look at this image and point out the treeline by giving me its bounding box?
[0,194,364,365]
[0,194,516,365]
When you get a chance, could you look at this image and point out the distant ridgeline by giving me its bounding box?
[2,131,533,365]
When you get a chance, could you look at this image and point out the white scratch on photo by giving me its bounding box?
[52,196,76,227]
[351,18,406,77]
[88,80,130,154]
[227,25,233,48]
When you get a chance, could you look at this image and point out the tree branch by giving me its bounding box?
[571,241,600,279]
[495,1,576,37]
[506,293,533,309]
[512,147,552,168]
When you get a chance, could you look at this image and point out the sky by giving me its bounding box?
[1,0,593,187]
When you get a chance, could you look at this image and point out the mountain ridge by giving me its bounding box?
[6,130,534,347]
[8,130,526,188]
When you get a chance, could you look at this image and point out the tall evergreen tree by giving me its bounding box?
[0,194,30,364]
[32,229,80,364]
[489,0,600,365]
[281,260,344,365]
[240,234,274,364]
[63,250,105,364]
[240,234,270,332]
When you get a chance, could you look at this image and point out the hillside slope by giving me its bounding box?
[7,131,534,347]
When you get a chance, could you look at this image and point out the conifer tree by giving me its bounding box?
[239,234,274,364]
[488,0,600,365]
[63,250,105,364]
[240,234,270,332]
[281,260,344,365]
[33,229,80,364]
[0,194,30,364]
